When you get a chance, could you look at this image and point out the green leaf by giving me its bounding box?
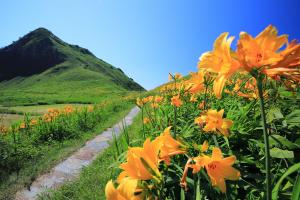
[286,110,300,128]
[240,155,256,164]
[269,135,300,150]
[292,173,300,200]
[282,181,293,191]
[272,163,300,200]
[182,123,196,138]
[295,138,300,146]
[267,107,283,123]
[278,86,294,98]
[270,147,294,159]
[249,139,264,149]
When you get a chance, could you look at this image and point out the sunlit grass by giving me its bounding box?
[0,101,135,200]
[39,112,143,200]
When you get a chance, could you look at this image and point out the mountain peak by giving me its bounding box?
[0,28,144,91]
[29,27,53,38]
[32,27,52,34]
[0,28,66,80]
[20,27,63,45]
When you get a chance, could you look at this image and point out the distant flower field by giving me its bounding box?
[0,98,135,199]
[106,25,300,200]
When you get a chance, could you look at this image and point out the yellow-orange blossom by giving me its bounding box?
[105,178,142,200]
[198,32,240,98]
[195,109,233,137]
[198,25,300,98]
[106,127,185,199]
[191,148,240,193]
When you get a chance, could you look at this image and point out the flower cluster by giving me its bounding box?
[198,25,300,99]
[105,25,300,200]
[106,127,185,199]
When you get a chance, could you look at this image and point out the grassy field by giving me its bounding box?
[0,66,143,107]
[39,111,143,200]
[0,104,90,115]
[0,104,94,130]
[0,100,135,200]
[0,114,23,127]
[0,91,141,126]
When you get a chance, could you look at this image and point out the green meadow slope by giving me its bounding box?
[0,28,144,106]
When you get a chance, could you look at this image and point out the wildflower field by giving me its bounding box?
[104,25,300,200]
[0,99,135,199]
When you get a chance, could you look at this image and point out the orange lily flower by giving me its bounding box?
[198,32,240,98]
[194,115,205,126]
[142,96,153,104]
[190,95,197,102]
[237,25,287,72]
[120,138,161,180]
[195,109,233,137]
[136,98,144,107]
[237,25,300,82]
[198,101,205,109]
[152,126,186,165]
[224,89,234,95]
[191,147,240,193]
[265,39,300,82]
[187,71,205,94]
[64,105,73,114]
[19,122,26,129]
[171,95,183,107]
[143,117,150,124]
[30,119,38,126]
[47,108,60,118]
[233,79,242,92]
[151,102,159,109]
[154,96,163,103]
[201,140,209,152]
[105,178,142,200]
[87,105,94,112]
[174,73,183,79]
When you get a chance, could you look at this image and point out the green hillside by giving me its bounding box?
[0,28,144,106]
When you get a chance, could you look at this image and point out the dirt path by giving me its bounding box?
[15,106,140,200]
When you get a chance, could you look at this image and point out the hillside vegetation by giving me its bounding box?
[0,28,144,106]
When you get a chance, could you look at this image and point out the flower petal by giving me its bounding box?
[213,74,227,99]
[212,147,223,160]
[105,180,120,200]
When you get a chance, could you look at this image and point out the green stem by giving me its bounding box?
[197,174,201,200]
[153,106,158,129]
[174,106,177,137]
[141,107,145,139]
[12,128,17,154]
[256,76,271,200]
[212,135,219,148]
[174,77,178,137]
[144,106,155,128]
[193,174,197,200]
[203,85,208,110]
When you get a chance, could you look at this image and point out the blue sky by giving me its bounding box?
[1,0,300,90]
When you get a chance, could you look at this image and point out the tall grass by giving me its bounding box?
[38,112,144,200]
[0,99,135,200]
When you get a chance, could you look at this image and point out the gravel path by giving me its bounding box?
[15,106,140,200]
